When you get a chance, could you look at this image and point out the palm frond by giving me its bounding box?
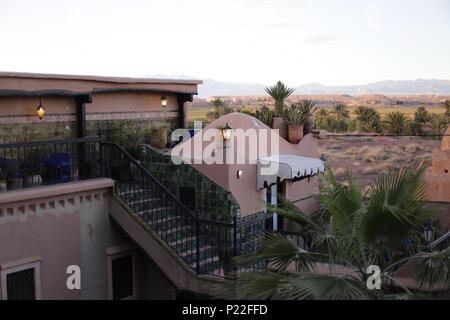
[384,292,432,300]
[277,272,369,300]
[360,165,434,251]
[236,232,317,272]
[415,247,450,289]
[214,270,285,300]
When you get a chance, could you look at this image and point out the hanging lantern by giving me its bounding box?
[161,94,168,107]
[36,96,46,120]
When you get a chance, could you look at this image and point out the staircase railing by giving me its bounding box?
[429,231,450,252]
[101,141,244,276]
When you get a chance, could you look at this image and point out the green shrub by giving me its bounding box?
[282,105,306,125]
[255,106,274,127]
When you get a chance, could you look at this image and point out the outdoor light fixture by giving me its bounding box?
[424,225,435,242]
[237,170,243,179]
[161,94,168,107]
[36,96,46,120]
[221,122,232,149]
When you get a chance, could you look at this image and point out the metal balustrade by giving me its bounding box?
[101,141,268,276]
[0,137,101,191]
[429,231,450,252]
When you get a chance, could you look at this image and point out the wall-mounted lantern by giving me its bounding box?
[36,96,46,120]
[237,170,243,179]
[161,94,168,107]
[221,122,232,148]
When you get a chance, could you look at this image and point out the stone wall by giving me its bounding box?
[141,145,239,222]
[0,121,77,143]
[0,92,181,145]
[86,118,179,141]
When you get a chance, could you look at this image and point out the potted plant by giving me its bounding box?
[282,105,306,144]
[255,106,274,128]
[265,81,294,139]
[150,125,169,150]
[296,100,318,134]
[19,153,44,187]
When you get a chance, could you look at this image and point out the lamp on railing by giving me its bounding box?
[161,94,168,107]
[36,96,46,120]
[424,225,435,242]
[221,122,232,149]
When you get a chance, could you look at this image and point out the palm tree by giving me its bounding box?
[297,99,318,116]
[441,100,450,122]
[332,103,349,120]
[414,106,430,124]
[206,98,233,121]
[255,106,274,128]
[216,166,449,300]
[427,113,448,139]
[316,108,329,122]
[383,111,409,134]
[354,106,381,133]
[265,81,295,117]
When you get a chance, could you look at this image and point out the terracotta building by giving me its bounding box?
[0,70,325,299]
[425,126,450,230]
[0,72,201,143]
[0,72,447,300]
[0,72,202,299]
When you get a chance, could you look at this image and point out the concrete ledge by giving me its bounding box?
[0,178,115,205]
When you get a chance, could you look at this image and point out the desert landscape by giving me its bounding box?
[317,135,440,186]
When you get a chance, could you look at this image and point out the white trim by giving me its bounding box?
[0,258,42,300]
[257,154,324,190]
[106,245,137,300]
[271,184,278,231]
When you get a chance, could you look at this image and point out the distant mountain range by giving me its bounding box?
[149,74,450,97]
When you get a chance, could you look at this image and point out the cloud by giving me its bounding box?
[303,34,337,45]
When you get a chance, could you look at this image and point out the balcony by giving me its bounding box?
[0,137,102,192]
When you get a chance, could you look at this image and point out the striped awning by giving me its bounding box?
[257,154,325,190]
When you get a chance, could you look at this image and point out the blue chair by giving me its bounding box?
[44,152,72,183]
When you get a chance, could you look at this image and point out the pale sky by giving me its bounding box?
[0,0,449,86]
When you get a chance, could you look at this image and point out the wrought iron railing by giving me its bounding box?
[101,141,246,277]
[429,231,450,252]
[0,137,101,191]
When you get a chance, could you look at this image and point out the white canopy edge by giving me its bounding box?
[257,154,325,190]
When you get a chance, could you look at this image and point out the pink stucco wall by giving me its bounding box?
[171,113,321,217]
[0,179,115,299]
[0,72,200,126]
[0,209,82,299]
[0,72,201,94]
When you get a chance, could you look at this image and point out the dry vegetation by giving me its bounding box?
[318,136,439,186]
